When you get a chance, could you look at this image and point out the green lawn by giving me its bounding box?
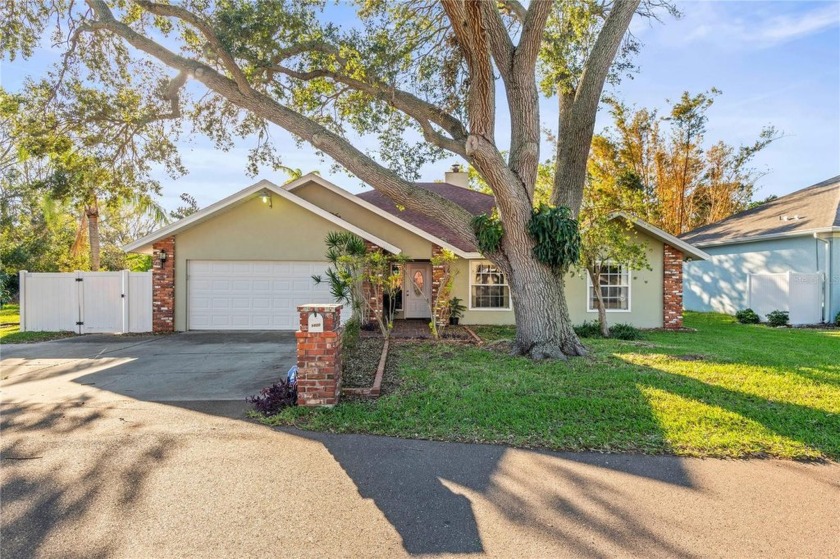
[0,305,75,343]
[264,313,839,460]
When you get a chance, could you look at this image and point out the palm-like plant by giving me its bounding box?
[313,231,367,323]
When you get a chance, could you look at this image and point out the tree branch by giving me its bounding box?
[552,0,641,215]
[441,0,495,142]
[479,2,514,78]
[267,63,467,155]
[515,0,552,70]
[268,41,345,66]
[133,0,252,96]
[503,0,551,199]
[135,70,187,126]
[575,0,641,113]
[498,0,527,22]
[82,0,478,245]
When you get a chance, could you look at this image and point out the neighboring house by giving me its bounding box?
[125,168,707,332]
[682,176,840,324]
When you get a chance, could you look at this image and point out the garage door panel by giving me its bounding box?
[188,260,334,331]
[190,261,212,274]
[230,298,252,309]
[210,262,233,273]
[231,280,252,291]
[249,279,269,291]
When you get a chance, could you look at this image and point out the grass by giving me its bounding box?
[263,312,839,460]
[0,305,75,344]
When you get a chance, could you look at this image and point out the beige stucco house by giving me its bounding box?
[125,169,708,332]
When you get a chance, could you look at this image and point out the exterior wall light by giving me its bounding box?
[158,249,168,264]
[260,190,273,208]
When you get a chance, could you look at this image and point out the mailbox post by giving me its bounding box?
[295,304,342,406]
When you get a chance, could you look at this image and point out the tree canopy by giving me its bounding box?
[3,0,679,358]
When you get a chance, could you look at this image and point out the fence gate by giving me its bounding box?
[19,270,153,334]
[748,272,823,325]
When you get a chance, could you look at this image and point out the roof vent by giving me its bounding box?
[779,214,802,222]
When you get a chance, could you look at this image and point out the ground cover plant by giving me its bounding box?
[247,379,297,416]
[264,313,839,460]
[0,305,74,343]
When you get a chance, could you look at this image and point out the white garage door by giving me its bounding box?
[188,261,335,330]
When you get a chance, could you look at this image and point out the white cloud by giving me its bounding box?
[660,1,839,49]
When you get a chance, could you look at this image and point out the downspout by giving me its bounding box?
[815,233,830,323]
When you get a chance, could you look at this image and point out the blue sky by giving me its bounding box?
[2,0,838,211]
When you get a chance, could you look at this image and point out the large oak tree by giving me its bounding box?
[5,0,671,358]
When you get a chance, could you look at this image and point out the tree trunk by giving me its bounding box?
[86,205,100,271]
[499,240,587,360]
[587,267,610,337]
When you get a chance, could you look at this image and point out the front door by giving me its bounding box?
[404,263,432,319]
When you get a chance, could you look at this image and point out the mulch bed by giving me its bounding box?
[342,338,384,389]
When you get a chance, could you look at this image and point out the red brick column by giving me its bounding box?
[430,244,447,324]
[296,304,343,406]
[663,244,684,329]
[152,236,175,333]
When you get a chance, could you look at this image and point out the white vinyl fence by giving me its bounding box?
[19,270,152,334]
[748,272,823,325]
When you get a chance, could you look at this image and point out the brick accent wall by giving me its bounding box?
[152,236,175,333]
[663,244,684,329]
[296,304,343,406]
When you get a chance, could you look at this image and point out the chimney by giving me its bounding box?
[444,164,470,189]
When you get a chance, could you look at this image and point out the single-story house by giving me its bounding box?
[125,168,708,332]
[682,175,840,324]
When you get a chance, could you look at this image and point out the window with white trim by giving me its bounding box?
[587,264,630,311]
[470,261,511,310]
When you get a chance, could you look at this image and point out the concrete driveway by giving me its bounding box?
[2,335,839,558]
[1,331,296,403]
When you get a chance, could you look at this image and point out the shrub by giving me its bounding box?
[342,317,360,350]
[835,311,840,326]
[247,378,297,416]
[0,271,11,307]
[574,321,602,338]
[735,308,760,324]
[766,310,790,327]
[609,323,642,340]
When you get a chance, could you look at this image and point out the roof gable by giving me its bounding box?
[284,173,484,257]
[614,213,710,261]
[681,176,840,246]
[124,179,401,254]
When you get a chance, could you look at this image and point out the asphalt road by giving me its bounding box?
[1,336,838,558]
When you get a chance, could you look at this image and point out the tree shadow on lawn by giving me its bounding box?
[642,324,840,391]
[610,353,840,460]
[788,364,840,389]
[294,338,839,554]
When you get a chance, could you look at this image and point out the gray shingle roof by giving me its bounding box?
[680,176,840,246]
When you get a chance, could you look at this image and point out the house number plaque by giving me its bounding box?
[308,312,324,333]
